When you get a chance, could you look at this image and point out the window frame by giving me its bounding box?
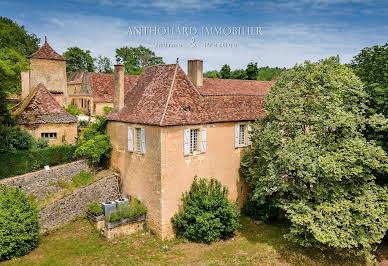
[189,128,199,154]
[41,132,57,139]
[135,128,142,153]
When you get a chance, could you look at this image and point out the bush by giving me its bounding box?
[75,116,111,165]
[103,106,113,114]
[0,145,77,179]
[171,177,241,243]
[0,185,40,261]
[0,127,36,153]
[105,199,147,223]
[65,105,83,116]
[87,202,103,216]
[72,170,93,187]
[242,194,278,222]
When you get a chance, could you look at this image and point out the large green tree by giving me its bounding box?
[246,62,259,80]
[63,47,95,76]
[94,55,113,74]
[241,57,388,258]
[220,64,231,79]
[115,45,164,74]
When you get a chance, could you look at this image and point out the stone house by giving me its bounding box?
[21,38,68,106]
[13,83,78,145]
[106,60,274,239]
[67,69,137,116]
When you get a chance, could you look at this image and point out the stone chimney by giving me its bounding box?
[113,64,125,111]
[187,59,203,87]
[21,71,30,99]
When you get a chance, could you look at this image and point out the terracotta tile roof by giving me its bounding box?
[13,83,77,125]
[29,41,66,61]
[199,78,274,96]
[68,72,138,103]
[106,64,271,126]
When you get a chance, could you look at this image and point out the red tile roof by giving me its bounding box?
[13,83,77,125]
[106,64,272,126]
[68,72,138,103]
[29,41,66,61]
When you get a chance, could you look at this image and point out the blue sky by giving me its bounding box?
[1,0,387,71]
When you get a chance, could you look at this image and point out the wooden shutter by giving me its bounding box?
[184,129,190,156]
[247,124,252,146]
[128,127,133,152]
[201,128,207,153]
[234,124,240,148]
[140,128,146,154]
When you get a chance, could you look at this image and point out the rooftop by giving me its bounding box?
[29,40,66,61]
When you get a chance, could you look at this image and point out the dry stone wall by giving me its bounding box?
[40,175,120,232]
[0,160,90,200]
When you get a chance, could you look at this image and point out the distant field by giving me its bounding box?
[3,217,388,265]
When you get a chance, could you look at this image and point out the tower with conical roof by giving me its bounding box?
[21,37,68,106]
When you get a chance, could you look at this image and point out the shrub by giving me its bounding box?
[103,106,113,114]
[72,171,94,187]
[36,138,48,149]
[0,127,36,153]
[87,202,103,216]
[65,105,83,116]
[171,177,241,243]
[0,185,40,261]
[105,199,147,223]
[0,145,77,179]
[242,194,278,222]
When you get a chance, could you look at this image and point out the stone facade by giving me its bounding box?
[21,122,78,145]
[40,175,120,232]
[0,160,90,200]
[107,121,250,239]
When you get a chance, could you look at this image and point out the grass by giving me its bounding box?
[3,217,388,265]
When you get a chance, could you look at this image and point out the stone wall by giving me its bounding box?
[40,175,120,232]
[0,160,90,200]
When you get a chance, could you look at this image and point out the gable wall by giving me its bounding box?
[21,122,78,145]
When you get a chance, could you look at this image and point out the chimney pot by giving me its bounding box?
[113,64,125,111]
[187,59,203,87]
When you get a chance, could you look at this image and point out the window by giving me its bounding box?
[190,129,199,153]
[239,125,245,145]
[136,128,142,152]
[41,132,57,139]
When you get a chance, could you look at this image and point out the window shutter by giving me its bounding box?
[184,129,190,156]
[247,124,252,146]
[201,128,207,153]
[140,128,146,154]
[128,127,133,152]
[234,124,240,148]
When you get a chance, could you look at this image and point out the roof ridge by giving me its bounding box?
[12,84,40,116]
[159,64,179,126]
[203,77,273,83]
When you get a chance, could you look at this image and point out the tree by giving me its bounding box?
[257,66,285,81]
[351,44,388,185]
[246,62,259,80]
[230,69,247,80]
[220,64,231,79]
[63,47,95,76]
[94,55,113,74]
[203,70,220,78]
[240,57,388,258]
[115,45,164,74]
[0,17,40,57]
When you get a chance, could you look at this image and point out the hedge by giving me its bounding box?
[0,145,77,179]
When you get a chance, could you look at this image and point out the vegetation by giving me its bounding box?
[115,45,164,74]
[0,185,39,261]
[94,55,113,74]
[103,106,113,114]
[241,194,277,222]
[71,170,94,187]
[240,57,388,259]
[5,217,388,265]
[87,202,103,216]
[105,199,147,223]
[65,105,84,116]
[172,177,240,244]
[351,43,388,185]
[0,145,77,179]
[75,116,111,165]
[63,47,95,76]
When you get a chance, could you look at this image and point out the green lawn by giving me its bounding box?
[3,217,388,265]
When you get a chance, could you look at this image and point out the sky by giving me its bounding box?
[1,0,387,71]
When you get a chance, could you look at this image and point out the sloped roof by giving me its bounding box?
[29,41,66,61]
[106,64,271,126]
[199,78,275,96]
[13,83,77,125]
[68,72,138,103]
